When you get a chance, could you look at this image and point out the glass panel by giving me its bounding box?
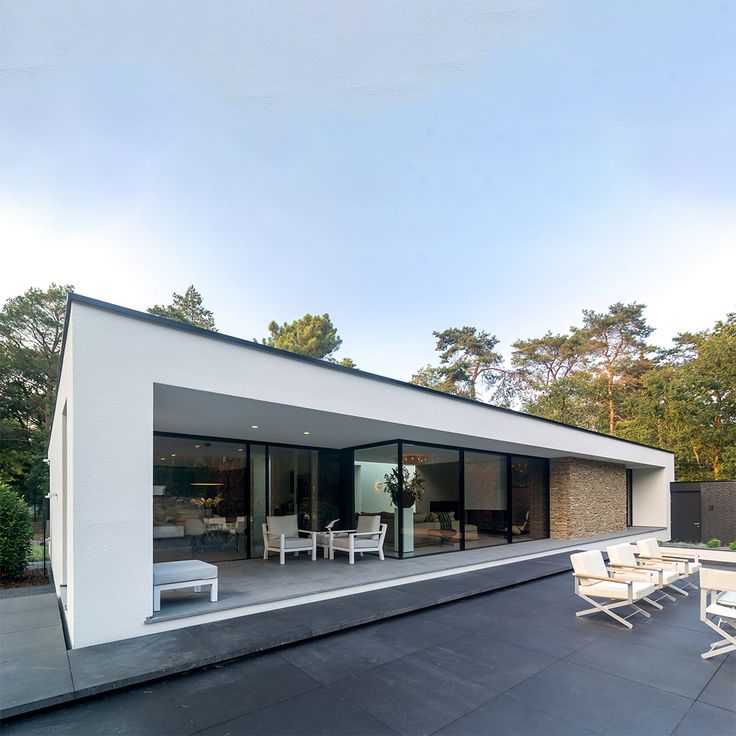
[402,444,461,556]
[511,456,549,541]
[153,436,247,562]
[316,449,346,532]
[250,445,267,557]
[268,446,318,530]
[354,444,398,557]
[464,451,508,548]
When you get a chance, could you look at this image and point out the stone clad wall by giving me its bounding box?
[550,457,627,539]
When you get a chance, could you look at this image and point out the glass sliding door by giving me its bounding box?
[510,456,549,541]
[250,444,267,557]
[152,435,247,563]
[354,444,398,557]
[464,451,508,548]
[268,446,318,530]
[402,444,461,556]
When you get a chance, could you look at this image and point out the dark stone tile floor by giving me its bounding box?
[0,551,575,719]
[2,565,734,736]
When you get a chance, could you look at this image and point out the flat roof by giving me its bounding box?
[53,292,673,456]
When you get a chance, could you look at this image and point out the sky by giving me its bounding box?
[1,1,734,380]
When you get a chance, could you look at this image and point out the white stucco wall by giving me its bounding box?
[50,299,674,647]
[632,466,673,529]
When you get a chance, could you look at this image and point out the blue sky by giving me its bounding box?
[1,1,734,379]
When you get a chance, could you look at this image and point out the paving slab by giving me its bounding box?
[0,551,577,720]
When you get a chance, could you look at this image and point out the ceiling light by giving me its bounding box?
[251,425,259,429]
[303,431,311,435]
[170,453,176,457]
[194,444,201,448]
[159,457,165,461]
[238,448,244,452]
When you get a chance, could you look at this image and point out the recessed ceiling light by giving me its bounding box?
[303,431,311,435]
[194,444,201,448]
[171,453,176,457]
[238,448,244,452]
[159,457,165,461]
[251,425,259,429]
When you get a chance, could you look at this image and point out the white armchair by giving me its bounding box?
[329,514,387,565]
[262,514,317,564]
[699,567,736,659]
[570,550,657,629]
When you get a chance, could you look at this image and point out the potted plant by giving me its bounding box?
[382,466,425,509]
[191,492,224,518]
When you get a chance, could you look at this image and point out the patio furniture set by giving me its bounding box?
[262,514,388,566]
[151,514,386,613]
[570,536,736,659]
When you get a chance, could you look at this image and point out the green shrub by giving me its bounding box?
[0,483,33,580]
[707,538,722,548]
[729,541,736,551]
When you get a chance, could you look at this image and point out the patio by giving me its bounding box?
[2,563,733,735]
[150,527,664,622]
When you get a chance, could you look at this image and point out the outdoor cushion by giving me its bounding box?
[332,537,379,549]
[356,514,380,540]
[585,579,655,600]
[267,515,299,537]
[153,560,218,586]
[570,550,609,586]
[279,537,314,549]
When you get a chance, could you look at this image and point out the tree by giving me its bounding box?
[262,313,343,361]
[411,326,507,401]
[673,315,736,479]
[511,331,590,391]
[147,286,217,331]
[580,303,655,434]
[338,357,358,369]
[0,284,71,508]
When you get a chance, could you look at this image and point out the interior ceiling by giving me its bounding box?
[153,384,656,467]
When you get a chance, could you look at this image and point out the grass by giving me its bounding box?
[28,545,48,562]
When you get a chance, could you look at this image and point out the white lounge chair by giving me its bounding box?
[329,515,387,565]
[635,537,700,595]
[262,514,317,564]
[607,542,677,606]
[699,567,736,659]
[571,550,657,629]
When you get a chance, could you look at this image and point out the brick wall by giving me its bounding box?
[549,457,627,539]
[700,482,736,544]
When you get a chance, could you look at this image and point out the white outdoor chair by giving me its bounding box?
[262,514,317,564]
[699,567,736,659]
[329,515,387,565]
[607,542,677,606]
[571,550,657,629]
[635,537,700,595]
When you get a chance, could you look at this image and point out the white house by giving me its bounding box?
[48,294,674,648]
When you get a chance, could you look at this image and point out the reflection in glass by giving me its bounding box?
[152,436,246,563]
[250,445,267,557]
[511,456,549,541]
[402,444,460,557]
[269,447,318,530]
[354,444,398,557]
[464,451,508,547]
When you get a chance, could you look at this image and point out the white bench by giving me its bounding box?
[153,560,219,612]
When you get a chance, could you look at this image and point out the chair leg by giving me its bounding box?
[576,594,639,629]
[667,583,688,597]
[210,579,218,602]
[153,587,161,613]
[194,585,202,592]
[642,596,663,610]
[349,549,354,565]
[263,547,268,560]
[378,549,384,561]
[280,547,285,565]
